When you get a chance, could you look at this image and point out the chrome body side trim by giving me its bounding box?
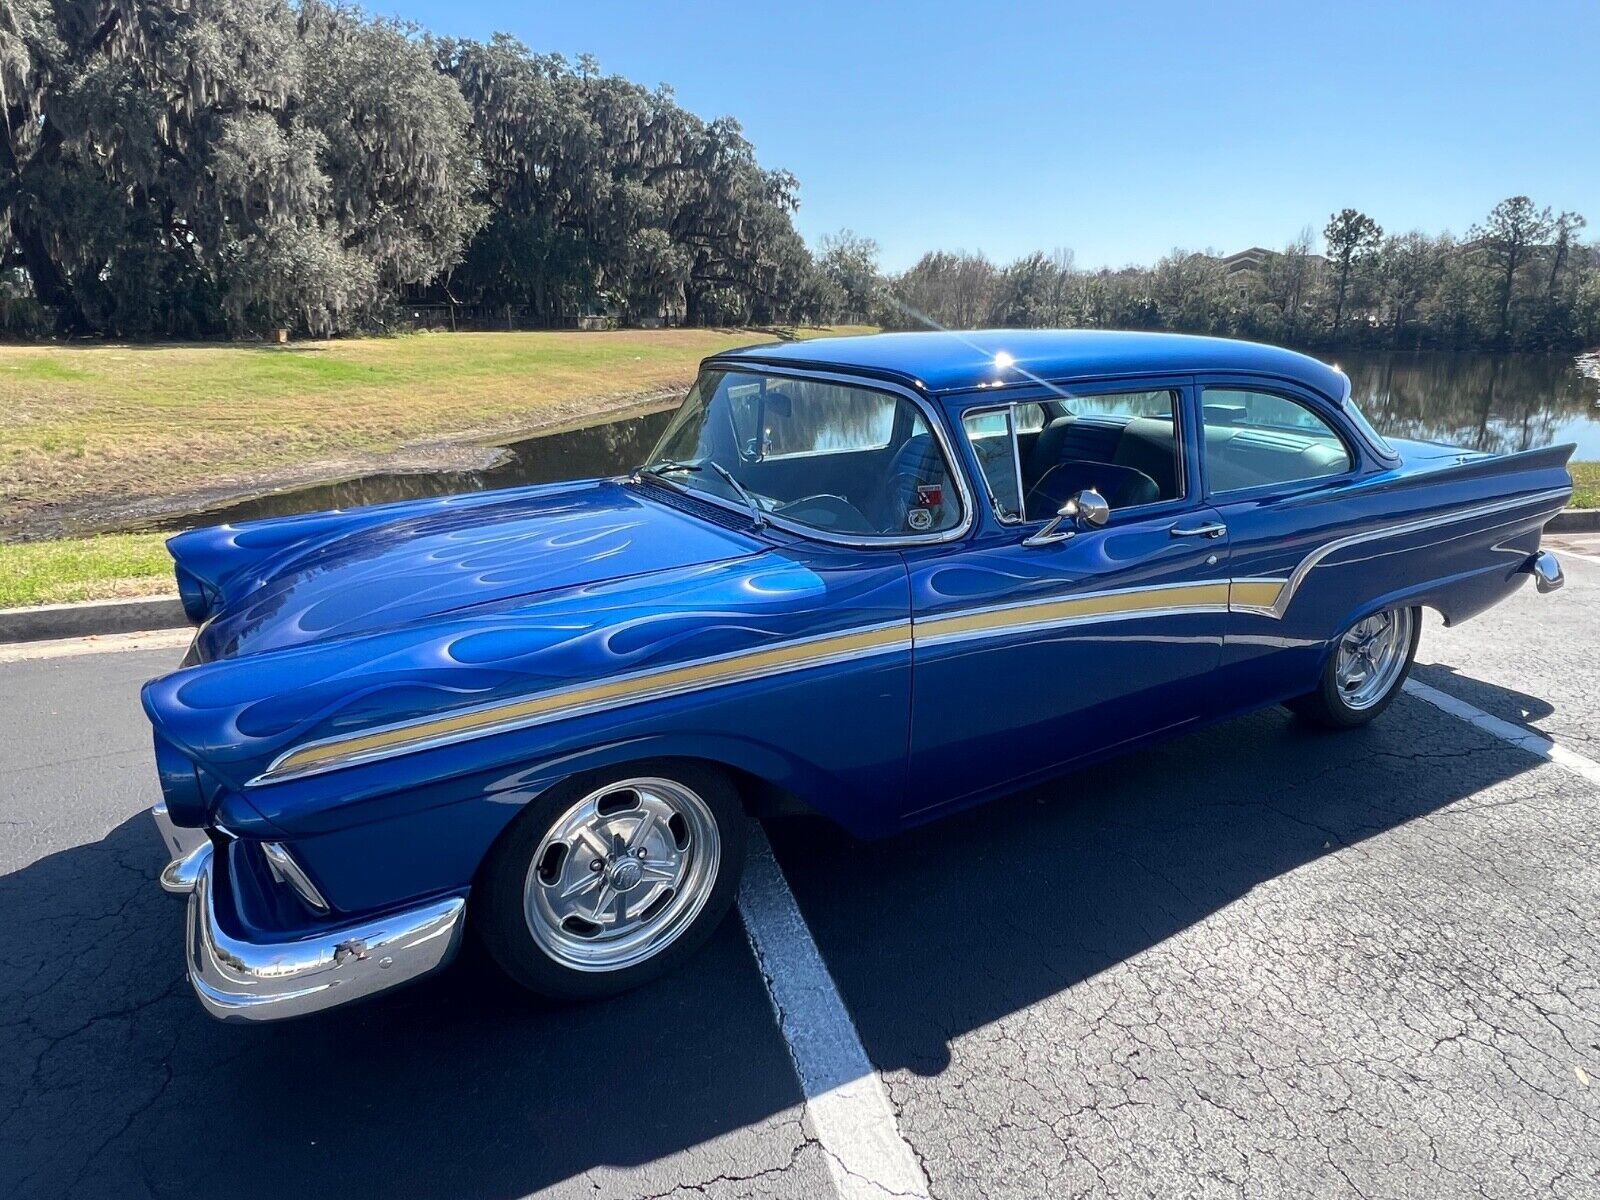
[252,619,913,785]
[241,490,1570,788]
[261,841,331,912]
[180,840,466,1023]
[1232,489,1570,619]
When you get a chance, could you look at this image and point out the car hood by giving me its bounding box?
[182,480,764,660]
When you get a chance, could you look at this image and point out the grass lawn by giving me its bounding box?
[0,532,174,608]
[1571,462,1600,508]
[0,326,878,530]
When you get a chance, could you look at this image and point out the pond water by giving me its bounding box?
[146,406,677,531]
[1341,350,1600,458]
[147,350,1598,532]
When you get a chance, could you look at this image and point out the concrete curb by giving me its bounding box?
[0,595,187,644]
[1548,508,1600,533]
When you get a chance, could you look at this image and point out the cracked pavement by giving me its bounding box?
[3,549,1598,1198]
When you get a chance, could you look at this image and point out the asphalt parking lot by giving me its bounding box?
[4,540,1598,1199]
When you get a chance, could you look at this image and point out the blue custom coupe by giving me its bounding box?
[144,330,1572,1021]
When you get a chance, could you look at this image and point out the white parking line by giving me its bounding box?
[1404,679,1600,789]
[738,826,931,1200]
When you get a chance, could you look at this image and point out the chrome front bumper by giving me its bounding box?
[151,802,466,1023]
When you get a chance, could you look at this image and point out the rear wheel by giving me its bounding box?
[476,762,747,1001]
[1287,605,1420,729]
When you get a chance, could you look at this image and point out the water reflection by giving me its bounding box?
[1341,351,1600,458]
[148,352,1599,531]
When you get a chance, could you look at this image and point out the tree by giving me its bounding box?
[816,229,880,322]
[1261,227,1317,340]
[1324,208,1382,336]
[1,1,481,336]
[1470,195,1554,347]
[1545,210,1587,296]
[1376,232,1440,348]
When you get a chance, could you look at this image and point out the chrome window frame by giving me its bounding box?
[1333,368,1401,463]
[956,385,1190,527]
[645,363,977,549]
[1198,382,1359,499]
[960,402,1029,525]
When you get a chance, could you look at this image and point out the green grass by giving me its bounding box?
[0,327,875,530]
[1571,462,1600,508]
[0,533,174,609]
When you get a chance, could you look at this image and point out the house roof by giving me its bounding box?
[709,329,1349,398]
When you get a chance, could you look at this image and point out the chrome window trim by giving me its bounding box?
[243,488,1569,789]
[1332,368,1401,463]
[651,363,977,549]
[1022,385,1189,526]
[960,402,1027,525]
[1199,381,1359,499]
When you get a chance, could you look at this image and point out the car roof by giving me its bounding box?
[709,329,1349,399]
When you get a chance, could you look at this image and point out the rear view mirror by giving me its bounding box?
[1023,488,1109,547]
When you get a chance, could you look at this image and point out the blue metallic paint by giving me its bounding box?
[142,331,1573,998]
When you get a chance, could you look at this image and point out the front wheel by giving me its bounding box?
[1286,605,1420,729]
[475,761,747,1001]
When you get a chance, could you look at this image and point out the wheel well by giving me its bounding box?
[471,755,818,893]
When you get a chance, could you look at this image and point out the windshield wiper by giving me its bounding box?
[631,457,703,482]
[632,457,766,530]
[705,461,767,530]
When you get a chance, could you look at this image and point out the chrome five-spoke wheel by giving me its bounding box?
[1287,604,1420,728]
[476,761,747,1000]
[1333,606,1414,711]
[524,778,721,972]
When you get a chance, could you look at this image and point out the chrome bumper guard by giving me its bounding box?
[1524,550,1564,594]
[151,802,466,1022]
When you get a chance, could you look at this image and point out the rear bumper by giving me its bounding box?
[151,803,466,1023]
[1523,550,1564,594]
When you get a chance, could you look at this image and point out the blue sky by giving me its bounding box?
[380,0,1599,271]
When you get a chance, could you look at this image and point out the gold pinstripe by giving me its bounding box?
[256,581,1239,784]
[916,581,1232,641]
[251,488,1571,784]
[263,623,908,780]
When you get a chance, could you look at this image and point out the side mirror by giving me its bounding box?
[1023,488,1110,547]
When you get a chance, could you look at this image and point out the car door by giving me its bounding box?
[901,378,1230,824]
[1194,377,1366,703]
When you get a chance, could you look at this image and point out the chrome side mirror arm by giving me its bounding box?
[1022,488,1110,548]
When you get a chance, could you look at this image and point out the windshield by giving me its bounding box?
[641,369,963,539]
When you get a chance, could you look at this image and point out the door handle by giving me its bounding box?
[1170,521,1227,539]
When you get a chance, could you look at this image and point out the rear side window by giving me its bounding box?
[1202,389,1352,493]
